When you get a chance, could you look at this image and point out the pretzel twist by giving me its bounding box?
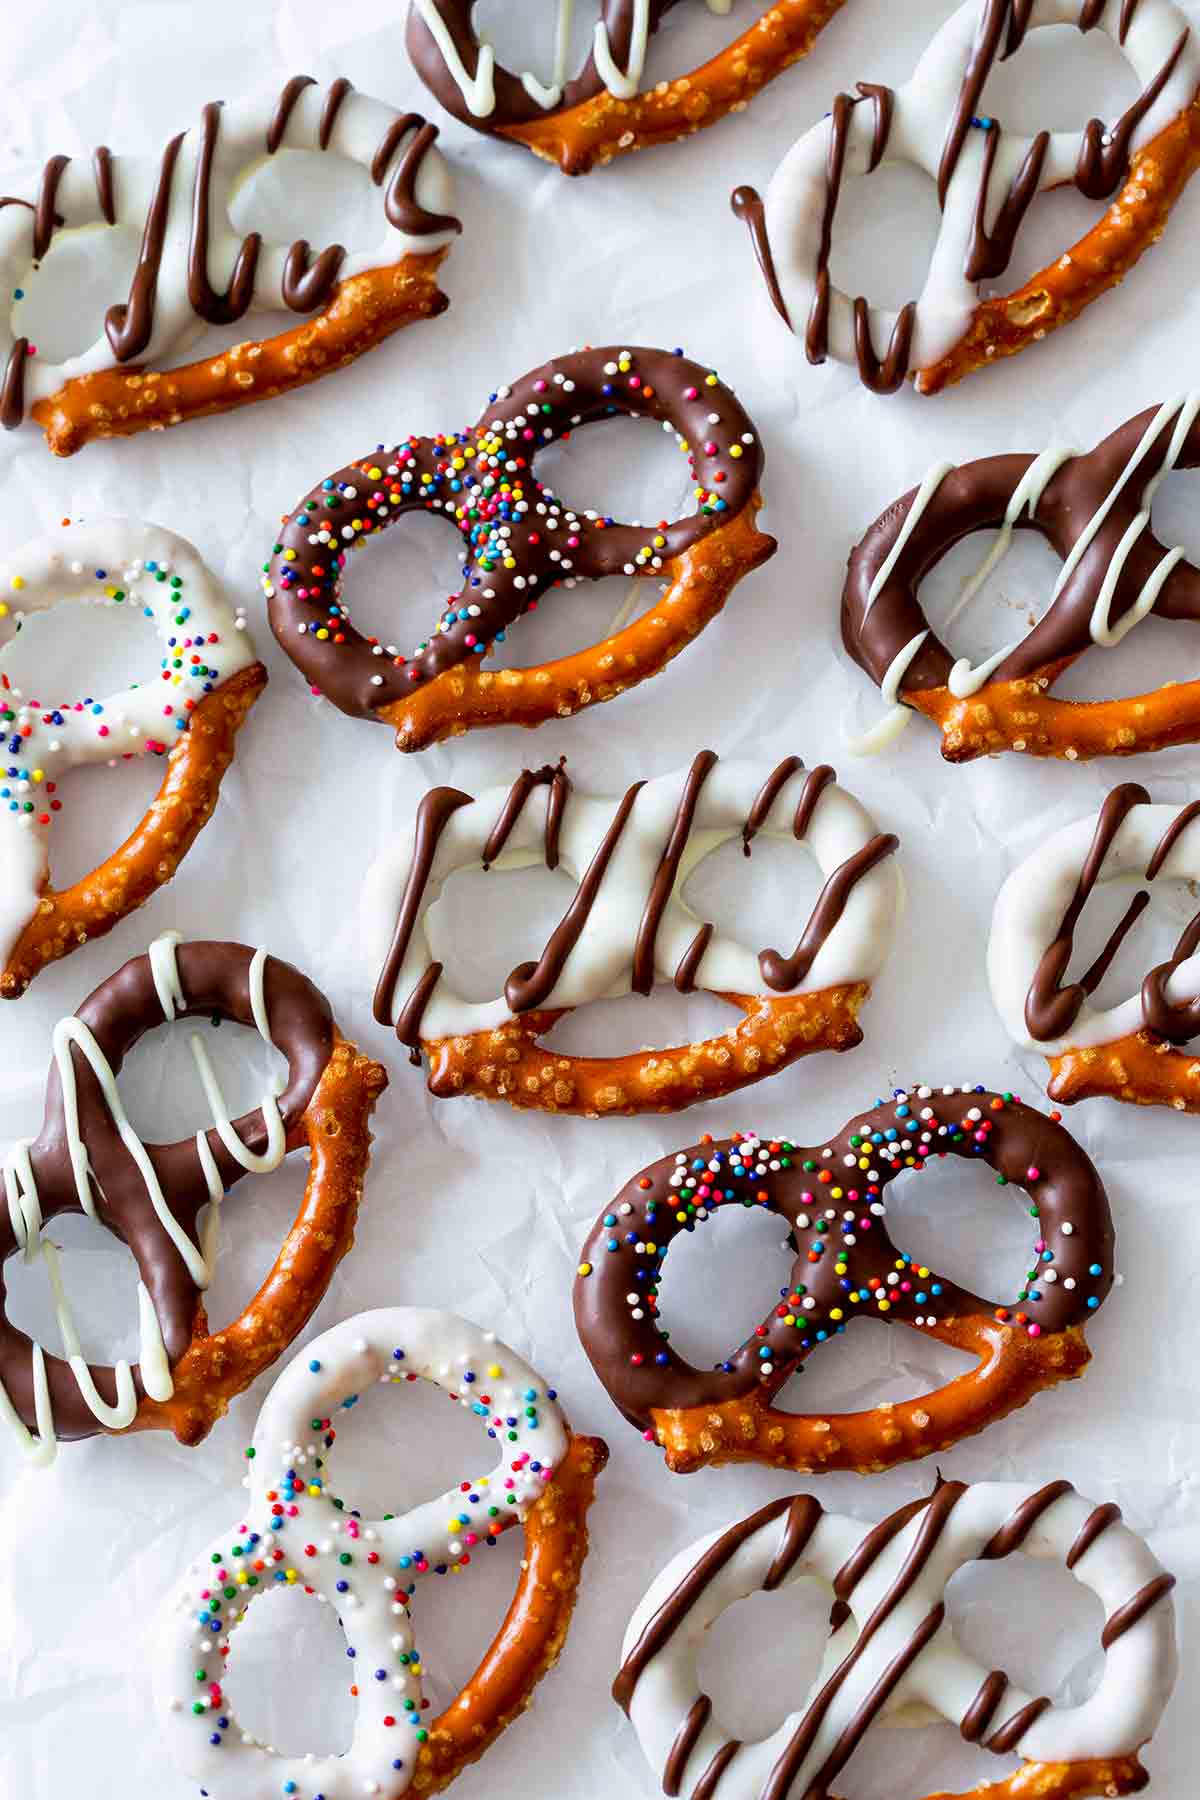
[843,394,1200,762]
[0,933,387,1462]
[407,0,849,176]
[735,0,1200,393]
[0,520,265,997]
[155,1308,606,1799]
[575,1085,1112,1472]
[0,76,459,455]
[264,345,774,748]
[365,754,899,1117]
[616,1480,1176,1800]
[991,783,1200,1114]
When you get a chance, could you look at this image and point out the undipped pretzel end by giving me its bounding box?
[921,1753,1150,1800]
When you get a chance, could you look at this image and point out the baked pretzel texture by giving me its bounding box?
[155,1308,607,1800]
[0,76,459,455]
[991,782,1200,1115]
[734,0,1200,393]
[616,1480,1177,1800]
[264,345,774,749]
[575,1084,1113,1472]
[0,933,387,1462]
[407,0,849,175]
[843,393,1200,762]
[364,753,900,1117]
[0,519,265,998]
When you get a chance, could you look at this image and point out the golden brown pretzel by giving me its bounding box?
[407,0,848,176]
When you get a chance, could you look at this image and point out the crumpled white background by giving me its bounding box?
[0,1,1197,1796]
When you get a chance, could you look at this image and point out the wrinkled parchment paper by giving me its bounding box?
[0,2,1197,1796]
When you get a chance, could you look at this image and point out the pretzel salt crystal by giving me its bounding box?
[0,519,265,998]
[155,1307,606,1799]
[842,393,1200,761]
[991,783,1200,1113]
[264,346,774,751]
[616,1480,1176,1800]
[575,1084,1112,1471]
[407,0,849,176]
[364,753,900,1116]
[736,0,1200,394]
[1,77,459,456]
[0,932,387,1463]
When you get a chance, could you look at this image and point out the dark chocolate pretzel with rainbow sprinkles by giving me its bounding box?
[574,1083,1113,1473]
[263,346,774,752]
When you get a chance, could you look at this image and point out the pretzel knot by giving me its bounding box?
[264,346,773,749]
[364,752,900,1117]
[0,932,388,1463]
[991,782,1200,1115]
[734,0,1200,394]
[1,76,460,456]
[574,1084,1112,1471]
[0,519,266,998]
[615,1478,1177,1800]
[842,393,1200,762]
[407,0,849,176]
[155,1307,607,1799]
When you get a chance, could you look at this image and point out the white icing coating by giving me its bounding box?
[621,1483,1177,1797]
[0,930,287,1465]
[0,519,257,968]
[154,1307,571,1799]
[760,0,1200,375]
[989,799,1200,1053]
[415,0,734,116]
[0,78,458,416]
[363,758,902,1040]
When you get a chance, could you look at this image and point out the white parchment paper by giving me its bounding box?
[0,2,1197,1796]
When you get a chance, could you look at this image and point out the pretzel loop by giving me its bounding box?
[575,1084,1113,1472]
[155,1308,606,1799]
[0,933,387,1460]
[407,0,849,176]
[843,394,1200,762]
[264,346,774,748]
[738,0,1200,392]
[364,754,900,1117]
[616,1480,1176,1800]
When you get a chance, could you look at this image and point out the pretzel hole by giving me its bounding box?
[1047,866,1199,1013]
[918,526,1063,661]
[532,415,696,537]
[880,1157,1033,1306]
[541,987,734,1053]
[826,164,941,313]
[947,1554,1105,1708]
[117,1004,290,1145]
[332,507,467,659]
[770,1311,975,1414]
[828,1722,1022,1799]
[684,833,823,953]
[483,571,667,670]
[426,862,578,1002]
[696,1579,831,1742]
[986,180,1110,294]
[470,0,596,87]
[974,22,1138,136]
[219,1584,354,1756]
[229,148,380,257]
[317,1368,498,1524]
[1050,611,1200,703]
[11,220,140,363]
[4,1211,142,1364]
[405,1523,523,1716]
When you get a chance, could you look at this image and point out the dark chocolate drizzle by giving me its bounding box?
[266,346,767,718]
[373,755,886,1050]
[0,942,335,1442]
[575,1086,1112,1434]
[1100,1573,1177,1649]
[2,79,457,429]
[663,1694,712,1796]
[1026,785,1200,1046]
[730,186,792,329]
[1066,1500,1122,1569]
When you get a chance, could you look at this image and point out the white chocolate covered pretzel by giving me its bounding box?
[616,1480,1177,1800]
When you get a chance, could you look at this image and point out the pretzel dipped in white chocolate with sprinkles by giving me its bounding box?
[155,1307,606,1799]
[363,752,901,1116]
[574,1084,1112,1472]
[262,346,775,752]
[733,0,1200,394]
[0,931,386,1463]
[0,518,265,997]
[843,393,1200,760]
[1,76,459,455]
[615,1478,1177,1800]
[407,0,849,176]
[991,783,1200,1113]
